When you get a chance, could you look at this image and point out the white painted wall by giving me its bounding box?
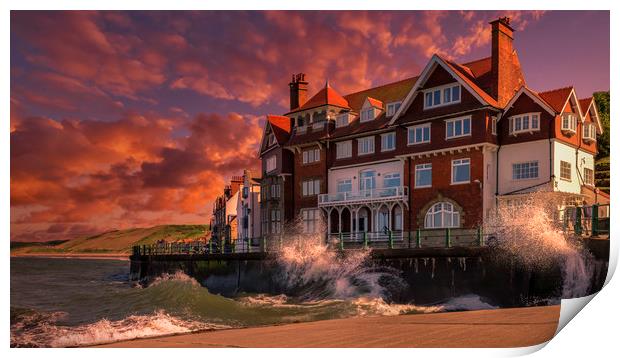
[497,139,551,195]
[328,160,403,194]
[552,141,594,194]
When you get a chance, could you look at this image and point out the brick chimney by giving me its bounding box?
[490,17,524,107]
[289,73,308,110]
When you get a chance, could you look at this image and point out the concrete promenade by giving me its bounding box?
[98,305,560,348]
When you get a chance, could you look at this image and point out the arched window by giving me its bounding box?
[424,202,460,228]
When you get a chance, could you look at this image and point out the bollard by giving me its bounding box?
[416,229,421,248]
[339,232,344,251]
[445,228,451,248]
[575,207,583,236]
[477,226,484,246]
[592,204,599,236]
[388,230,393,249]
[363,231,368,249]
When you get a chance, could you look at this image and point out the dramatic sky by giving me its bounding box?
[10,10,609,241]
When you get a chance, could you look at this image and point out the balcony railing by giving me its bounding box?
[318,186,408,206]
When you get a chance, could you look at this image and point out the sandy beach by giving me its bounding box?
[97,305,560,348]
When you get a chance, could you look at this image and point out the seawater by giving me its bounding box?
[10,257,494,347]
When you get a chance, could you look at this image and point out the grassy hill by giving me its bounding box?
[11,224,209,255]
[595,157,610,194]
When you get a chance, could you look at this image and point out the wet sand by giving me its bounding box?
[97,305,560,348]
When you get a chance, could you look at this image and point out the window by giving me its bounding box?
[271,209,281,234]
[358,136,375,155]
[359,170,376,190]
[261,210,268,235]
[302,148,320,164]
[360,108,375,122]
[491,116,497,135]
[415,163,432,188]
[267,133,276,146]
[424,202,460,229]
[561,113,577,133]
[381,132,396,151]
[337,179,352,193]
[336,113,351,128]
[583,123,596,142]
[424,83,461,109]
[266,155,276,173]
[271,184,281,198]
[512,161,539,180]
[302,179,321,196]
[386,101,402,117]
[336,141,352,159]
[446,116,471,139]
[383,173,401,188]
[509,113,540,135]
[408,123,431,145]
[301,209,320,233]
[560,161,572,181]
[451,158,470,184]
[584,168,594,186]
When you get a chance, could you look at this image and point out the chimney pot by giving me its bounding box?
[289,72,308,110]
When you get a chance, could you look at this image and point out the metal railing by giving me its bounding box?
[559,203,610,236]
[318,186,409,205]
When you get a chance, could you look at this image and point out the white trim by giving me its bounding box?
[329,158,401,171]
[335,140,353,159]
[407,123,431,145]
[396,143,497,160]
[451,158,471,185]
[357,136,375,155]
[500,86,556,119]
[445,115,472,139]
[414,163,433,189]
[508,112,541,135]
[386,101,402,117]
[389,55,493,125]
[583,99,604,134]
[380,132,396,152]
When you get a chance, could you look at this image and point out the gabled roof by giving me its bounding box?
[500,86,556,120]
[267,115,291,144]
[579,97,603,134]
[538,86,574,113]
[287,82,350,114]
[365,97,384,109]
[344,76,417,112]
[390,54,500,125]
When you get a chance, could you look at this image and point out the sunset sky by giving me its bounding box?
[10,10,609,241]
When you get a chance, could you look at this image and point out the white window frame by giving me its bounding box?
[337,179,352,193]
[508,112,541,135]
[271,184,281,198]
[336,113,351,128]
[381,132,396,152]
[512,161,539,180]
[271,209,281,234]
[424,202,460,229]
[560,161,572,181]
[302,148,320,164]
[451,158,471,185]
[584,167,594,186]
[383,172,401,188]
[407,123,431,145]
[360,108,375,122]
[386,101,402,117]
[491,116,497,135]
[336,141,352,159]
[267,133,276,146]
[561,113,578,134]
[583,123,597,142]
[301,208,320,233]
[357,136,375,155]
[415,163,432,188]
[445,116,472,139]
[302,178,321,196]
[266,155,277,173]
[423,83,461,110]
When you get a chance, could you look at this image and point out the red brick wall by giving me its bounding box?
[293,145,327,215]
[407,149,485,229]
[500,93,554,145]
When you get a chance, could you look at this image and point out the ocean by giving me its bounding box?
[10,257,496,347]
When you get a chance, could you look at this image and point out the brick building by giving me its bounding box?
[258,17,605,241]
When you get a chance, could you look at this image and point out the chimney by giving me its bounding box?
[289,73,308,110]
[490,17,523,107]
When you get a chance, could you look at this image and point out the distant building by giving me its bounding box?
[211,176,243,246]
[236,170,262,248]
[256,17,605,241]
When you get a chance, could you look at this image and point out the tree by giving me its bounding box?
[593,91,610,159]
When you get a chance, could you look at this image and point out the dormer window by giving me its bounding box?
[267,133,276,146]
[386,101,402,117]
[424,83,461,110]
[561,113,577,135]
[360,108,375,122]
[508,112,540,135]
[336,113,352,128]
[583,123,596,143]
